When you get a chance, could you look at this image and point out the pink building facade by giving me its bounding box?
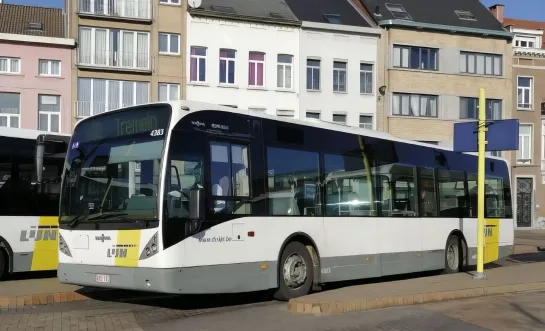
[0,34,75,133]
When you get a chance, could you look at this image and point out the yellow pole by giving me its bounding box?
[474,88,487,279]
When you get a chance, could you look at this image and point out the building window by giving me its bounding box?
[306,111,320,119]
[0,57,20,74]
[248,106,266,112]
[0,92,20,128]
[306,59,320,90]
[190,46,207,82]
[360,63,373,94]
[333,61,346,92]
[393,45,438,71]
[359,115,373,129]
[515,36,536,48]
[486,151,501,157]
[277,54,293,89]
[38,59,60,76]
[333,114,346,123]
[159,0,180,4]
[248,52,265,87]
[455,10,476,21]
[517,124,532,164]
[276,109,294,117]
[517,77,532,110]
[159,33,180,55]
[219,49,236,85]
[79,0,151,19]
[78,27,150,70]
[76,78,150,118]
[385,3,412,20]
[38,95,61,132]
[392,93,438,117]
[459,98,502,120]
[459,51,502,76]
[158,83,180,101]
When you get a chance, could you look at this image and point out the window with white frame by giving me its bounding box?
[333,114,346,123]
[333,61,347,92]
[248,52,265,87]
[78,26,150,70]
[0,57,20,74]
[517,77,532,110]
[0,92,20,128]
[306,59,320,90]
[38,59,61,76]
[190,46,207,82]
[360,63,373,94]
[158,83,180,101]
[159,33,180,55]
[219,49,236,84]
[79,0,152,19]
[38,94,61,132]
[159,0,180,4]
[392,92,438,117]
[459,51,502,76]
[277,54,293,89]
[359,115,373,129]
[517,124,532,164]
[76,78,150,118]
[515,36,537,48]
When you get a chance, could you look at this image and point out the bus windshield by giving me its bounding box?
[59,105,171,230]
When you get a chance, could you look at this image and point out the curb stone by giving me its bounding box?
[287,281,545,314]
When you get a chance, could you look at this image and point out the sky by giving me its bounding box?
[2,0,545,21]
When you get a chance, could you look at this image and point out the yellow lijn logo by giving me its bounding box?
[114,230,142,267]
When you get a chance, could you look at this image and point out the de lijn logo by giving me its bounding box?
[106,244,137,258]
[20,226,57,242]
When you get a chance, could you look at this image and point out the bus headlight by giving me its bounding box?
[139,232,159,260]
[59,233,72,257]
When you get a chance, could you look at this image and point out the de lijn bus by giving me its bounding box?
[0,128,70,280]
[56,100,514,301]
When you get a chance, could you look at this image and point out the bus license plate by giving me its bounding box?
[95,274,110,283]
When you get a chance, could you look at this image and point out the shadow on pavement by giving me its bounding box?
[5,270,57,281]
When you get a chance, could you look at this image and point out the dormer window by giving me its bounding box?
[28,22,44,31]
[455,10,476,21]
[515,36,537,49]
[385,3,412,20]
[324,14,342,24]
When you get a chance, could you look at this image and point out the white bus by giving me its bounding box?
[0,128,70,279]
[56,101,514,300]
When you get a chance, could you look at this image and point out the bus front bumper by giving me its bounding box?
[57,262,277,294]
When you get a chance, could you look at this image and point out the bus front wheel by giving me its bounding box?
[444,235,461,274]
[0,249,7,280]
[274,241,314,301]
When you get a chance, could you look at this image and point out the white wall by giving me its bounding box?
[299,23,380,128]
[186,14,300,116]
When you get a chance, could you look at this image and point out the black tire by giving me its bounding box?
[273,241,314,301]
[0,248,7,280]
[443,235,461,274]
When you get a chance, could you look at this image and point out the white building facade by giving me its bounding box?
[186,13,300,117]
[298,21,381,128]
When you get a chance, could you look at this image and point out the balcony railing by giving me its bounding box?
[78,0,152,20]
[77,49,151,72]
[513,47,545,58]
[76,101,140,118]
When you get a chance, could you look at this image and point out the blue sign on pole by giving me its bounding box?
[453,119,520,153]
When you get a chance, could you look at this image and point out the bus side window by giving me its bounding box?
[419,167,437,217]
[387,164,417,217]
[437,170,468,218]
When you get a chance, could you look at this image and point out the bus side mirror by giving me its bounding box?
[189,187,204,220]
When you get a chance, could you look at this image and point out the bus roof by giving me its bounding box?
[74,100,508,165]
[1,127,71,140]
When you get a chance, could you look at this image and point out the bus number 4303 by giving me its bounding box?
[150,129,164,137]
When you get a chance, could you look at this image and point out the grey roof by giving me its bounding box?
[190,0,299,23]
[285,0,371,28]
[360,0,507,32]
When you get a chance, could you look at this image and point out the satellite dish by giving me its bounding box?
[188,0,202,8]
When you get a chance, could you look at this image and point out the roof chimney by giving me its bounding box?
[489,4,505,23]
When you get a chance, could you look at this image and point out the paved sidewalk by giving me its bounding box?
[288,261,545,314]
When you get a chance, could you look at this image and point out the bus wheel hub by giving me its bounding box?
[283,254,307,288]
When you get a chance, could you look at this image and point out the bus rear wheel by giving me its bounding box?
[444,235,461,274]
[274,241,314,301]
[0,249,7,280]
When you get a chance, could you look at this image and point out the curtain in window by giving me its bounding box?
[493,57,501,75]
[401,94,410,115]
[410,94,419,116]
[393,47,401,67]
[39,60,48,75]
[77,78,91,117]
[401,48,409,67]
[169,85,179,100]
[135,82,149,105]
[485,56,493,75]
[158,84,167,101]
[392,94,400,115]
[467,54,475,73]
[0,59,6,72]
[190,47,198,81]
[108,80,120,110]
[420,96,429,116]
[459,54,467,72]
[137,33,148,69]
[429,96,437,117]
[51,61,60,75]
[94,29,108,65]
[122,81,134,107]
[122,31,134,67]
[92,79,106,115]
[476,55,485,75]
[79,28,92,64]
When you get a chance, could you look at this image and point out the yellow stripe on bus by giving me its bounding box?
[484,218,500,264]
[114,230,142,268]
[30,216,59,271]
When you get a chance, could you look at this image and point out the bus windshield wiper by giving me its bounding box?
[68,209,90,228]
[87,212,129,221]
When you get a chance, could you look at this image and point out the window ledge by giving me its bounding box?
[360,92,374,96]
[35,75,64,79]
[517,108,533,111]
[247,86,267,91]
[516,162,536,167]
[275,88,295,93]
[217,84,238,89]
[391,67,438,73]
[188,82,209,87]
[333,91,348,94]
[306,89,321,93]
[159,52,181,57]
[0,72,23,76]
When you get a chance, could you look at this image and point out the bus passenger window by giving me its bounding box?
[209,141,251,215]
[267,147,320,216]
[379,164,417,217]
[438,170,468,218]
[419,168,437,217]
